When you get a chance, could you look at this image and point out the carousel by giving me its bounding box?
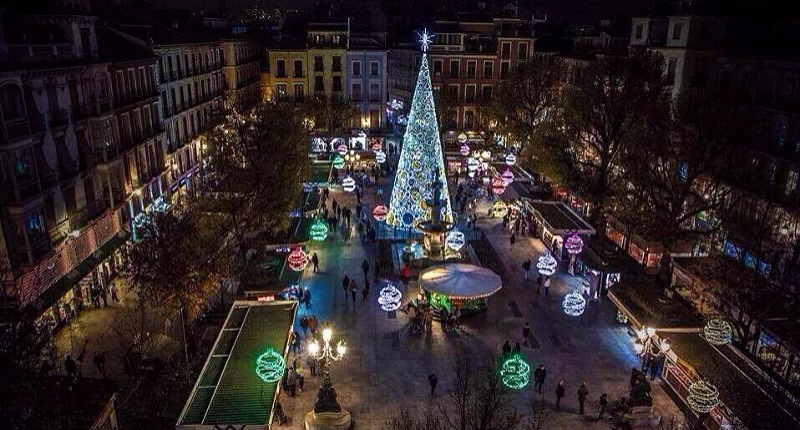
[418,263,502,314]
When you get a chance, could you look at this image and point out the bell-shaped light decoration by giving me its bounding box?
[372,204,388,222]
[563,291,586,316]
[375,150,387,164]
[460,143,471,156]
[457,133,468,143]
[332,155,345,170]
[337,143,348,156]
[537,253,558,276]
[342,176,356,193]
[501,168,515,185]
[378,284,403,311]
[687,380,720,414]
[564,233,584,255]
[481,150,492,161]
[490,177,506,195]
[309,218,329,241]
[287,248,309,272]
[446,230,466,251]
[704,318,733,345]
[505,153,517,166]
[467,157,480,172]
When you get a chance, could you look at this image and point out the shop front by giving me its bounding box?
[575,238,626,299]
[525,200,595,260]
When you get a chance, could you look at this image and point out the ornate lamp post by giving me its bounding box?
[305,327,352,430]
[633,327,670,372]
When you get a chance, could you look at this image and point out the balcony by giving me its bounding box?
[3,176,40,205]
[73,100,113,119]
[94,144,121,164]
[47,108,70,128]
[2,118,31,143]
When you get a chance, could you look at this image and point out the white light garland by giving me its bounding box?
[467,157,480,171]
[457,133,468,143]
[687,380,720,414]
[563,291,586,316]
[505,153,517,166]
[460,143,470,156]
[564,233,584,255]
[704,318,733,345]
[375,150,387,164]
[337,144,348,156]
[446,230,466,251]
[342,176,356,193]
[501,168,515,185]
[537,253,558,276]
[378,284,403,311]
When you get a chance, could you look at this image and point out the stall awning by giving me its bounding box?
[419,264,502,299]
[526,200,596,235]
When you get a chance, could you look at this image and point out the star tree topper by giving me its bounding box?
[418,29,433,52]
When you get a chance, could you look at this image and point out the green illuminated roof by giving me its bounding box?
[177,301,297,428]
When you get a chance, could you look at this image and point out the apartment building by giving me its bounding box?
[264,41,309,101]
[347,32,388,131]
[307,20,348,101]
[220,38,261,111]
[427,13,534,135]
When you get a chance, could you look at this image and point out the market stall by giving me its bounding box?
[524,200,596,259]
[418,264,502,314]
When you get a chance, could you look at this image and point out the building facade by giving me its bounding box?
[347,34,388,131]
[220,38,261,111]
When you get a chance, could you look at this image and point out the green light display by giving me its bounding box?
[255,348,285,383]
[500,355,530,390]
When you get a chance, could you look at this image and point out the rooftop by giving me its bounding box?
[177,301,297,428]
[608,276,700,329]
[526,200,596,234]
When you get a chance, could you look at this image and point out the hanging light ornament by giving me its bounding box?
[490,177,506,195]
[467,157,480,171]
[446,230,466,251]
[309,218,329,241]
[481,150,492,161]
[255,348,286,382]
[375,150,387,164]
[501,168,515,185]
[287,247,309,272]
[564,233,584,255]
[342,176,356,193]
[687,380,720,414]
[337,144,348,156]
[500,355,531,390]
[537,253,558,276]
[378,284,403,311]
[372,204,388,222]
[460,143,471,156]
[332,155,345,170]
[457,133,468,143]
[704,318,733,345]
[371,140,383,152]
[505,153,517,166]
[563,291,587,316]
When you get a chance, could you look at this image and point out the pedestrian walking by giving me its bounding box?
[428,373,438,396]
[300,315,309,336]
[536,274,543,295]
[361,259,370,281]
[297,368,305,391]
[109,283,119,302]
[309,315,318,338]
[544,276,551,296]
[502,341,512,357]
[555,380,565,410]
[342,275,350,301]
[307,355,317,376]
[290,332,301,355]
[522,259,531,280]
[577,381,589,414]
[93,352,106,378]
[286,368,297,396]
[533,365,546,394]
[510,233,516,248]
[303,287,312,309]
[311,253,319,273]
[523,321,531,346]
[598,393,608,418]
[350,280,357,302]
[362,284,369,302]
[512,342,521,356]
[64,354,78,379]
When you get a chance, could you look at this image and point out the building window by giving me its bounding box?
[314,56,324,72]
[779,77,797,107]
[315,76,325,93]
[25,209,46,240]
[465,110,475,129]
[433,60,443,78]
[352,61,361,76]
[333,76,342,92]
[369,83,380,102]
[466,61,477,78]
[450,60,460,78]
[635,24,643,39]
[370,61,379,76]
[775,117,788,147]
[483,61,493,79]
[276,84,287,98]
[518,42,529,60]
[500,61,510,79]
[352,83,362,101]
[786,171,799,196]
[501,42,511,58]
[448,84,459,102]
[14,151,32,177]
[0,84,25,120]
[332,56,342,72]
[294,84,304,100]
[481,85,493,102]
[332,35,341,45]
[293,59,303,78]
[465,85,476,103]
[369,109,379,128]
[667,57,677,85]
[672,23,683,41]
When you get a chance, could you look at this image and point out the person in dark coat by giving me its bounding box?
[311,253,320,273]
[342,275,350,301]
[428,373,438,396]
[577,381,589,414]
[350,280,357,302]
[555,380,565,410]
[533,365,546,393]
[536,275,543,294]
[598,393,608,418]
[523,322,531,346]
[361,259,370,281]
[502,341,512,357]
[522,259,532,280]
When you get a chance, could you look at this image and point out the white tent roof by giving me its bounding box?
[419,264,502,299]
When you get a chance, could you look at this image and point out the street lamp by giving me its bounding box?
[307,327,349,416]
[633,326,669,371]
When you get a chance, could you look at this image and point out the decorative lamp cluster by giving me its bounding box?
[332,155,345,170]
[344,150,361,163]
[255,348,285,383]
[446,230,466,251]
[564,233,584,255]
[310,218,329,242]
[500,355,531,390]
[537,253,558,276]
[481,150,492,161]
[505,153,517,166]
[287,248,309,272]
[342,176,356,193]
[460,143,470,156]
[372,204,388,222]
[490,177,506,195]
[337,144,348,156]
[501,168,515,185]
[375,150,387,164]
[704,318,733,345]
[378,284,403,312]
[562,291,587,316]
[687,380,720,414]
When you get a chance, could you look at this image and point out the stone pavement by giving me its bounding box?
[278,173,685,429]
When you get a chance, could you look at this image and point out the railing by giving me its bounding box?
[73,99,113,119]
[94,145,120,164]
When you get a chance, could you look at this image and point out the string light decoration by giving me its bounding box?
[372,204,388,222]
[563,291,587,316]
[386,46,452,228]
[446,230,466,251]
[564,233,584,255]
[377,284,403,311]
[255,348,286,383]
[287,248,309,272]
[501,168,515,185]
[500,355,531,390]
[371,141,383,152]
[537,253,558,276]
[687,380,720,414]
[481,150,492,161]
[310,218,329,241]
[337,144,348,156]
[704,318,733,345]
[490,177,506,195]
[342,176,356,193]
[467,157,480,171]
[457,133,468,143]
[460,143,471,156]
[505,153,517,166]
[375,150,387,164]
[332,155,345,170]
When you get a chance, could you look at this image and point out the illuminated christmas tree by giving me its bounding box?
[387,30,453,228]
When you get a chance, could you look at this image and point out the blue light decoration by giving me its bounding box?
[387,30,453,228]
[310,218,329,241]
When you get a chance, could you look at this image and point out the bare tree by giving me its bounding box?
[300,95,358,134]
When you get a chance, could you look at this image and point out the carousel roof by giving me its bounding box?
[419,264,502,299]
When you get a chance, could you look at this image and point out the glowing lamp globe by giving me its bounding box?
[505,153,517,166]
[287,248,309,272]
[687,380,720,414]
[481,150,492,161]
[501,168,515,185]
[446,230,466,251]
[378,284,403,311]
[564,233,584,255]
[372,204,388,222]
[563,291,586,316]
[310,218,329,241]
[467,157,480,172]
[537,253,558,276]
[500,355,530,390]
[342,176,356,193]
[375,150,387,164]
[460,143,470,156]
[255,348,285,383]
[337,144,348,156]
[704,319,733,345]
[490,177,506,195]
[332,155,345,170]
[457,133,468,143]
